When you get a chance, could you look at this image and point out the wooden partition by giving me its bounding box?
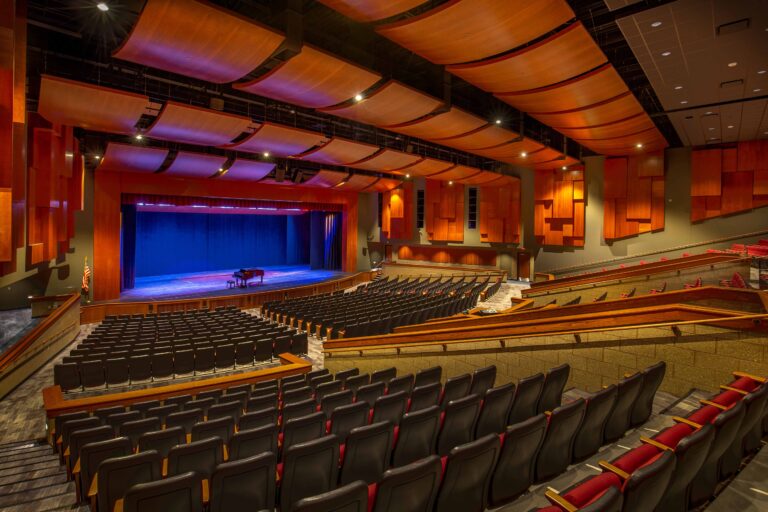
[534,167,585,246]
[381,181,413,240]
[604,151,665,240]
[425,179,464,241]
[396,245,498,267]
[479,178,521,243]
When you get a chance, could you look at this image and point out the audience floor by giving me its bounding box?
[119,265,347,301]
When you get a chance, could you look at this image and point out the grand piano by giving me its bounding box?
[233,268,264,287]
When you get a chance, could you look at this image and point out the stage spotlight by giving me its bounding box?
[97,2,109,11]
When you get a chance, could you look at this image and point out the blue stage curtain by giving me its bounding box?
[286,213,310,265]
[133,211,309,277]
[323,212,342,270]
[309,211,325,270]
[121,204,137,289]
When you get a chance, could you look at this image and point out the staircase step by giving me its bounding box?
[0,453,57,472]
[0,480,74,508]
[0,467,63,487]
[0,473,69,498]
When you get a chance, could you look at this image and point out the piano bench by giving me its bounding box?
[226,280,236,289]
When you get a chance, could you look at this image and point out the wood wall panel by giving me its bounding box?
[397,245,497,267]
[534,167,584,247]
[604,151,665,241]
[425,179,464,242]
[479,177,520,243]
[0,188,11,261]
[381,182,413,240]
[690,140,768,221]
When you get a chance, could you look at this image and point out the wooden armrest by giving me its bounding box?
[223,445,229,461]
[113,498,124,512]
[162,458,168,477]
[64,447,70,457]
[720,385,748,395]
[673,416,702,429]
[732,371,767,383]
[544,411,552,417]
[186,433,192,443]
[88,472,98,498]
[700,399,727,410]
[599,460,630,480]
[73,458,81,475]
[640,436,673,452]
[545,488,578,512]
[202,479,209,504]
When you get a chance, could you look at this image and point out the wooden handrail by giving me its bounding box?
[43,353,310,418]
[324,312,768,355]
[0,293,80,372]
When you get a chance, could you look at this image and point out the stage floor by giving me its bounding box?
[120,265,347,301]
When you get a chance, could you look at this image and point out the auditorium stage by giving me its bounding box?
[120,265,348,301]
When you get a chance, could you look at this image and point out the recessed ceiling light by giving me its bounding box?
[135,134,143,140]
[495,119,502,125]
[727,125,734,129]
[64,152,74,158]
[705,111,713,115]
[661,51,672,57]
[754,88,762,92]
[708,127,715,130]
[728,62,738,67]
[263,151,270,157]
[448,180,453,185]
[97,2,109,11]
[674,85,683,90]
[94,155,101,161]
[651,21,662,27]
[680,100,688,104]
[758,70,767,74]
[405,173,410,178]
[636,143,643,148]
[354,94,363,102]
[561,166,567,170]
[520,152,527,158]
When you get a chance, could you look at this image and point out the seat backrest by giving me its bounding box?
[371,367,397,384]
[280,435,341,512]
[315,380,344,403]
[656,424,714,511]
[538,364,570,414]
[121,418,162,448]
[123,471,203,512]
[191,416,234,444]
[167,436,223,479]
[489,414,548,507]
[146,404,179,423]
[166,408,204,434]
[440,374,472,410]
[54,411,89,440]
[409,383,441,413]
[229,424,278,461]
[54,363,81,391]
[630,362,666,426]
[329,401,369,441]
[434,434,501,512]
[508,372,545,424]
[469,365,497,397]
[387,374,414,396]
[372,455,442,512]
[208,401,242,423]
[604,372,643,442]
[573,385,617,461]
[372,391,408,426]
[622,450,676,512]
[437,394,482,456]
[138,426,186,458]
[79,437,133,500]
[283,398,319,426]
[345,373,370,394]
[320,390,354,419]
[392,404,441,467]
[535,398,586,482]
[131,400,162,417]
[97,450,162,512]
[151,352,174,379]
[294,480,368,512]
[340,421,394,485]
[239,407,278,432]
[68,425,114,469]
[284,386,313,405]
[210,452,276,512]
[247,393,278,413]
[475,383,515,438]
[333,368,359,387]
[283,411,326,452]
[414,366,442,388]
[580,485,623,512]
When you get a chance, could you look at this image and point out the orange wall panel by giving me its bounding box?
[737,140,768,172]
[382,182,413,240]
[479,178,520,243]
[691,149,722,196]
[721,171,753,215]
[425,179,464,242]
[396,245,497,267]
[0,188,10,261]
[534,168,584,247]
[755,171,768,196]
[604,152,665,240]
[603,157,627,199]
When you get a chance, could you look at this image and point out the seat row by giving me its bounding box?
[540,369,768,512]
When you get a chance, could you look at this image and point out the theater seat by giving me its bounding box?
[409,382,441,412]
[655,424,714,512]
[283,412,326,453]
[105,357,130,386]
[573,385,617,461]
[718,383,768,478]
[434,434,500,512]
[80,360,106,388]
[333,368,359,387]
[392,405,441,467]
[617,450,676,512]
[372,391,408,426]
[603,372,643,442]
[320,390,353,419]
[283,398,318,426]
[475,383,515,438]
[544,484,623,512]
[489,414,547,506]
[96,450,162,512]
[414,366,442,388]
[208,400,242,423]
[329,402,369,441]
[535,399,586,482]
[294,480,369,512]
[138,427,186,459]
[54,363,81,391]
[440,373,471,410]
[340,421,393,485]
[468,365,496,397]
[372,455,442,512]
[210,452,276,512]
[629,362,666,427]
[280,435,341,512]
[538,364,570,414]
[371,367,397,384]
[437,394,481,456]
[166,408,204,434]
[120,418,162,449]
[123,471,203,512]
[345,374,370,394]
[229,424,278,461]
[355,382,386,409]
[315,381,344,403]
[508,372,544,425]
[77,437,132,503]
[191,416,234,445]
[151,352,174,380]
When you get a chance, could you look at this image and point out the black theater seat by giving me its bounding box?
[508,372,544,424]
[165,408,204,434]
[535,398,586,482]
[436,394,481,456]
[391,405,440,467]
[414,366,442,388]
[315,380,343,403]
[329,402,368,441]
[538,363,570,414]
[105,357,129,386]
[282,412,326,453]
[371,455,442,512]
[210,452,276,512]
[468,365,496,397]
[238,407,277,432]
[78,437,133,502]
[434,433,501,512]
[620,449,676,512]
[372,391,408,426]
[54,363,81,391]
[320,390,353,419]
[120,417,161,449]
[96,451,162,512]
[340,421,393,485]
[280,435,341,512]
[123,471,203,512]
[719,383,768,478]
[138,427,186,459]
[629,361,666,427]
[80,360,106,388]
[440,373,471,410]
[294,481,368,512]
[167,437,223,480]
[475,383,515,438]
[191,416,234,445]
[655,423,714,512]
[572,384,617,461]
[603,372,643,442]
[489,414,547,506]
[355,381,385,408]
[150,352,173,380]
[409,382,441,412]
[228,424,278,461]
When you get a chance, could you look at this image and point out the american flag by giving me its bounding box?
[82,257,91,293]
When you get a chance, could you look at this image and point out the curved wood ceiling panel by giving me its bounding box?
[531,92,645,129]
[447,22,607,93]
[577,128,668,155]
[437,125,521,151]
[224,122,327,158]
[556,113,655,140]
[318,0,428,23]
[163,152,227,178]
[113,0,284,83]
[472,138,545,161]
[376,0,574,65]
[38,76,149,134]
[430,165,483,182]
[234,45,381,108]
[535,155,581,169]
[455,171,506,185]
[219,160,275,181]
[337,174,378,191]
[386,107,487,140]
[365,178,402,192]
[297,137,380,166]
[398,158,456,177]
[98,143,168,173]
[350,149,423,172]
[496,63,628,113]
[321,81,443,126]
[147,101,253,146]
[301,170,348,188]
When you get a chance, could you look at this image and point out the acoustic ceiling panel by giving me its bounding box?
[298,137,380,166]
[147,101,254,146]
[666,101,768,147]
[301,170,349,188]
[97,143,168,173]
[163,152,227,178]
[447,22,607,93]
[576,127,668,156]
[455,171,506,185]
[219,160,275,181]
[317,0,428,22]
[534,167,585,246]
[496,63,628,113]
[398,158,456,177]
[234,45,381,108]
[364,178,403,192]
[472,138,545,161]
[386,107,487,140]
[37,75,149,134]
[113,0,284,83]
[224,122,327,158]
[437,125,521,151]
[430,165,483,182]
[321,80,444,126]
[376,0,574,65]
[535,155,582,169]
[336,174,378,191]
[531,92,645,129]
[350,149,423,172]
[557,113,656,140]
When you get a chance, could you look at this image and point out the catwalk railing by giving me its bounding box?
[80,271,375,324]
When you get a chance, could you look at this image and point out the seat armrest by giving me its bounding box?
[545,488,578,512]
[720,385,748,395]
[700,399,727,410]
[732,371,766,383]
[599,460,630,480]
[673,416,702,429]
[640,436,673,451]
